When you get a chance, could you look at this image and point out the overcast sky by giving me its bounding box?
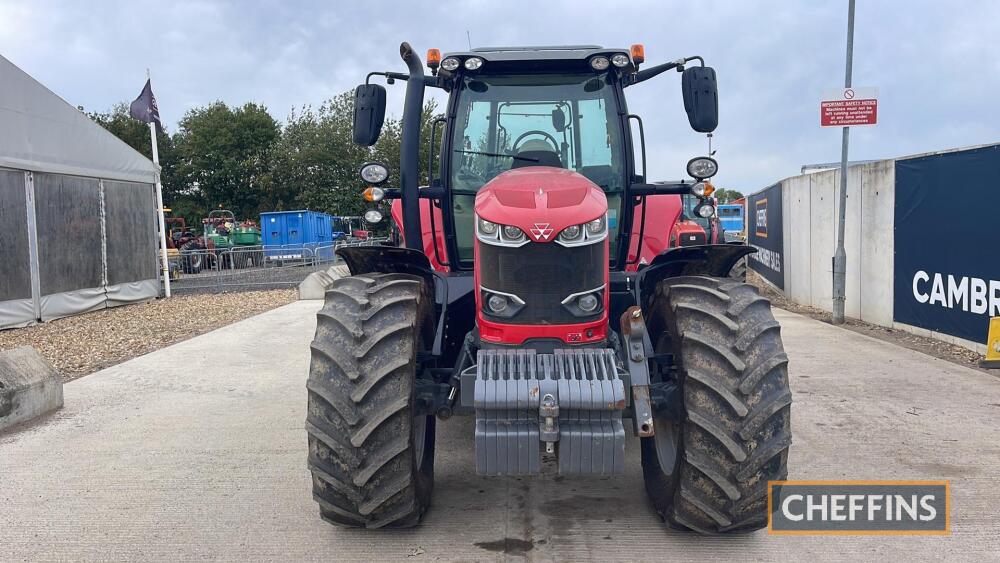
[2,0,998,190]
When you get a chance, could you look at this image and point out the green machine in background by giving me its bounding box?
[179,210,262,273]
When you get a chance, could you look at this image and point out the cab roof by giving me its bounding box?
[444,45,629,63]
[441,45,636,74]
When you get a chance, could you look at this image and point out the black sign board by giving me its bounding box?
[747,183,784,289]
[893,145,1000,343]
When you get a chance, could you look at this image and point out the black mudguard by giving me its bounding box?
[633,244,755,306]
[336,245,436,290]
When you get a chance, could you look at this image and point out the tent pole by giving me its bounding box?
[149,121,171,298]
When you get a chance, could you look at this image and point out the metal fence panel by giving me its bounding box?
[168,239,387,294]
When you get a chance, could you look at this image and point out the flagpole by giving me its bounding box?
[147,71,171,298]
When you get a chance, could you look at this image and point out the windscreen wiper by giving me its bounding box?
[453,150,538,162]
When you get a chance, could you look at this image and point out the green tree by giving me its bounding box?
[714,188,745,202]
[269,93,440,221]
[171,101,280,220]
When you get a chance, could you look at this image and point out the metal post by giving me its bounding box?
[150,120,171,298]
[832,0,855,324]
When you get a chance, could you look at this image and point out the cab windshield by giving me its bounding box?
[448,72,625,262]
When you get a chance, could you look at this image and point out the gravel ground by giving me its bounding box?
[746,269,989,373]
[0,289,297,380]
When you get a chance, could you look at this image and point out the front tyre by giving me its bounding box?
[306,273,436,528]
[641,276,791,534]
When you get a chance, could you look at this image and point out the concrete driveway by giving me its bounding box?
[2,301,999,561]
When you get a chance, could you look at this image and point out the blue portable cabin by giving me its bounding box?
[718,204,745,235]
[260,210,334,260]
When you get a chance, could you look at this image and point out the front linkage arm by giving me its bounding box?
[620,306,655,438]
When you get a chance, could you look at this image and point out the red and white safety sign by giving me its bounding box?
[820,87,878,127]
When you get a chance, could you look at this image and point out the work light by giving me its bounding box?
[590,56,610,70]
[363,208,384,223]
[611,53,630,68]
[686,156,718,180]
[464,57,484,70]
[441,57,460,71]
[695,203,716,219]
[359,162,389,184]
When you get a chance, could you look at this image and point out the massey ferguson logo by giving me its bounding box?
[530,223,553,241]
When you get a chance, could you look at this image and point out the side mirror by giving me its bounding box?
[353,84,387,146]
[681,66,718,133]
[551,109,566,132]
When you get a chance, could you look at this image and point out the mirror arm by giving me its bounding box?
[630,182,692,196]
[366,71,409,85]
[626,56,705,86]
[366,72,443,89]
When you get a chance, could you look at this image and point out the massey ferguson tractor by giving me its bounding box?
[306,43,791,534]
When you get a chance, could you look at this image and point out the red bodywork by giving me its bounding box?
[390,168,696,344]
[390,199,449,271]
[624,196,683,271]
[474,168,608,345]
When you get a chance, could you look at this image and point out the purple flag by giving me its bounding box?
[129,79,161,131]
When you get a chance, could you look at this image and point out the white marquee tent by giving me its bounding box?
[1,54,161,329]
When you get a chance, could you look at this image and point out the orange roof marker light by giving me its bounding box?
[426,48,441,70]
[630,44,645,65]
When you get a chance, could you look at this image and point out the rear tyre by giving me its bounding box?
[641,276,791,534]
[306,273,436,528]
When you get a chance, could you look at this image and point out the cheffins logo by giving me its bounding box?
[769,481,950,535]
[755,198,768,238]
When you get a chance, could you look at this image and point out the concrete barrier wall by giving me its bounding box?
[774,160,896,327]
[765,145,999,353]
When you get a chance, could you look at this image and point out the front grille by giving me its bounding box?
[479,240,604,324]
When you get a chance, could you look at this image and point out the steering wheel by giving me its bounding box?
[512,130,560,153]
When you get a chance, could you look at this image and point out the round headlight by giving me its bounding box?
[359,162,389,184]
[503,225,525,241]
[441,57,460,71]
[559,224,582,241]
[578,293,599,313]
[686,157,719,180]
[586,216,606,234]
[363,208,384,223]
[590,56,610,71]
[695,204,716,219]
[487,294,508,313]
[611,53,630,67]
[464,57,484,70]
[691,182,707,197]
[479,218,498,235]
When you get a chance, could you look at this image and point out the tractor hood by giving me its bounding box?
[474,167,607,242]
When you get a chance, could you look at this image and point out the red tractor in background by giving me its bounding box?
[306,43,790,534]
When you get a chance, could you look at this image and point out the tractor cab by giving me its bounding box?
[305,43,789,535]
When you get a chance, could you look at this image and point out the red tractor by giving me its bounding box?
[307,43,791,534]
